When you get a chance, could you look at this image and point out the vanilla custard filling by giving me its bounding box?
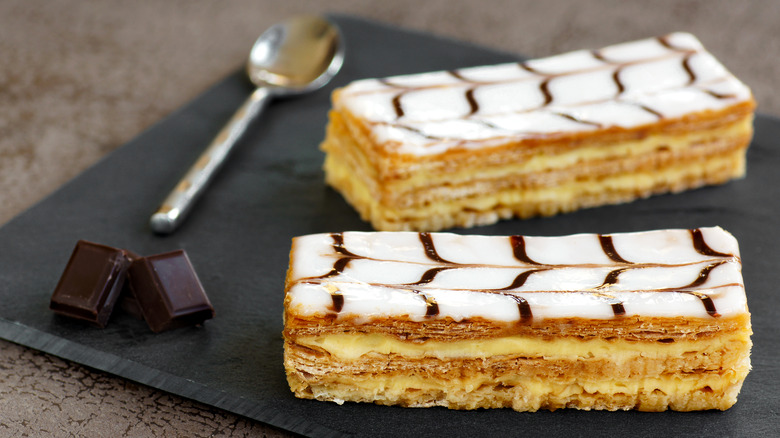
[297,333,751,362]
[307,373,744,394]
[325,148,746,217]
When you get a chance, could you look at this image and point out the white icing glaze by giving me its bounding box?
[285,227,748,322]
[334,32,753,156]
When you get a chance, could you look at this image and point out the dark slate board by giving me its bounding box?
[0,15,777,438]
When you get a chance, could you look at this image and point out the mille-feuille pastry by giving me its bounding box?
[283,227,752,412]
[320,33,756,231]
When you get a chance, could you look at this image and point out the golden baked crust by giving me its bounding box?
[284,313,751,343]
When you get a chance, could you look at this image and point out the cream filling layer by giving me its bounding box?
[325,148,745,221]
[296,332,751,362]
[303,372,745,397]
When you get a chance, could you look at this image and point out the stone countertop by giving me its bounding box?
[0,0,775,435]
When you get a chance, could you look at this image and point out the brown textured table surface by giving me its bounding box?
[1,0,776,435]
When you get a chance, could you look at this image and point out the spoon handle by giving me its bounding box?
[149,87,271,234]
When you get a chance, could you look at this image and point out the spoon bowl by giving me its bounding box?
[248,15,343,94]
[150,15,343,234]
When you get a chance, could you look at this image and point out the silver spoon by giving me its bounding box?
[149,15,344,234]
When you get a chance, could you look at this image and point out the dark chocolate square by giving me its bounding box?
[49,240,132,328]
[128,249,214,332]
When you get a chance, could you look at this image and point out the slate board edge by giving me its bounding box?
[0,318,344,437]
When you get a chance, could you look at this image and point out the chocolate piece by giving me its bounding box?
[50,240,132,328]
[128,249,214,332]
